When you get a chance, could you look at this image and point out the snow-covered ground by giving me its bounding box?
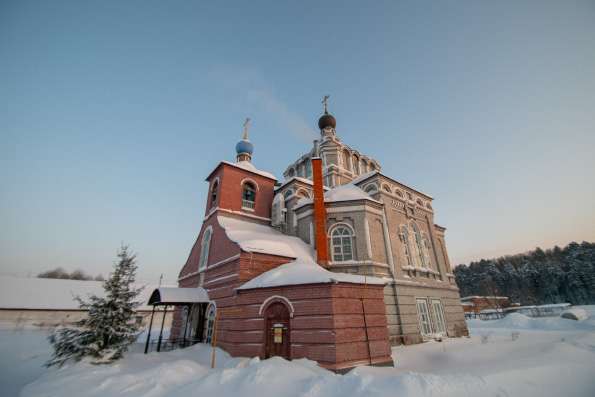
[4,306,595,397]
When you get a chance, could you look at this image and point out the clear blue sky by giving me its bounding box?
[1,0,594,284]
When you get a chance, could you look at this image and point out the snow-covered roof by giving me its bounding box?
[350,170,379,185]
[221,160,277,180]
[350,170,434,200]
[0,276,167,311]
[216,215,387,290]
[277,176,313,189]
[237,261,387,290]
[294,184,380,210]
[218,215,314,259]
[325,184,380,203]
[460,295,509,302]
[148,287,210,305]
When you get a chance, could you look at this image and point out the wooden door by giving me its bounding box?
[264,302,290,359]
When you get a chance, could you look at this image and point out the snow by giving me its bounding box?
[148,287,210,305]
[0,276,168,311]
[238,261,387,290]
[324,184,380,203]
[294,184,380,209]
[561,308,589,321]
[349,170,379,185]
[217,215,315,260]
[221,160,277,180]
[217,215,385,289]
[0,329,52,397]
[11,306,595,396]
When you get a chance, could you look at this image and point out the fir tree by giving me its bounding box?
[454,241,595,305]
[47,245,143,367]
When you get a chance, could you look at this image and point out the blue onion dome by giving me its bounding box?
[236,139,254,155]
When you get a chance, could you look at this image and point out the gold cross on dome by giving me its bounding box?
[242,117,251,139]
[322,95,330,114]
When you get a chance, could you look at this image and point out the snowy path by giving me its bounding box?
[5,307,595,397]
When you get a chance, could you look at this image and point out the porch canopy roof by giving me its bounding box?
[148,287,210,306]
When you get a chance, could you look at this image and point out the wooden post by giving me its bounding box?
[210,310,220,369]
[361,278,372,365]
[144,305,156,354]
[157,305,168,352]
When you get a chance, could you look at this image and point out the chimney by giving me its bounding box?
[312,140,329,267]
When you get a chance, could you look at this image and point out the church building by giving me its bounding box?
[169,99,468,371]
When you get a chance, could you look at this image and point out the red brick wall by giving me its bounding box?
[178,215,241,280]
[205,163,276,220]
[217,282,392,372]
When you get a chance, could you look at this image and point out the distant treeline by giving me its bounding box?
[454,242,595,305]
[38,267,104,281]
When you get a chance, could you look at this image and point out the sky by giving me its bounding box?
[1,0,594,284]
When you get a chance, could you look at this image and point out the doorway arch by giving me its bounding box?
[264,302,291,360]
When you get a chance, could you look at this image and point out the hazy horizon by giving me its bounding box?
[1,0,594,284]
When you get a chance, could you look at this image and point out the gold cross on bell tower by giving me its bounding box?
[242,117,251,140]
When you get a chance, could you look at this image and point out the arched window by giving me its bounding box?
[198,228,212,272]
[210,180,219,207]
[330,225,354,262]
[305,160,312,178]
[242,181,256,210]
[382,184,391,192]
[287,168,295,178]
[399,225,413,267]
[296,189,310,199]
[353,155,360,175]
[411,222,426,267]
[422,237,432,268]
[203,304,216,343]
[395,189,404,198]
[364,184,378,194]
[361,159,368,173]
[343,150,351,171]
[283,189,293,200]
[416,198,424,206]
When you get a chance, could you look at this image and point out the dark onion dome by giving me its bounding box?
[235,139,254,155]
[318,112,336,130]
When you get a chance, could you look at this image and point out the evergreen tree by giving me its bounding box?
[454,241,595,305]
[47,245,143,367]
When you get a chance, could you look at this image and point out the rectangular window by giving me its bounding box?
[416,299,432,337]
[431,299,447,335]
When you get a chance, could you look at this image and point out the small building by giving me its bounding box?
[460,296,511,319]
[0,276,172,330]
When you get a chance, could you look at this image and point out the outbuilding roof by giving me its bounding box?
[0,276,167,311]
[147,287,210,306]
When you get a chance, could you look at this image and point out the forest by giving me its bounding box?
[453,241,595,305]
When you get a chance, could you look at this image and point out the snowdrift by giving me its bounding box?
[13,306,595,397]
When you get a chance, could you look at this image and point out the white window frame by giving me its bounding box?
[203,304,216,343]
[416,298,433,338]
[210,177,220,207]
[411,222,426,268]
[198,227,212,272]
[241,181,257,210]
[431,299,447,335]
[329,224,355,262]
